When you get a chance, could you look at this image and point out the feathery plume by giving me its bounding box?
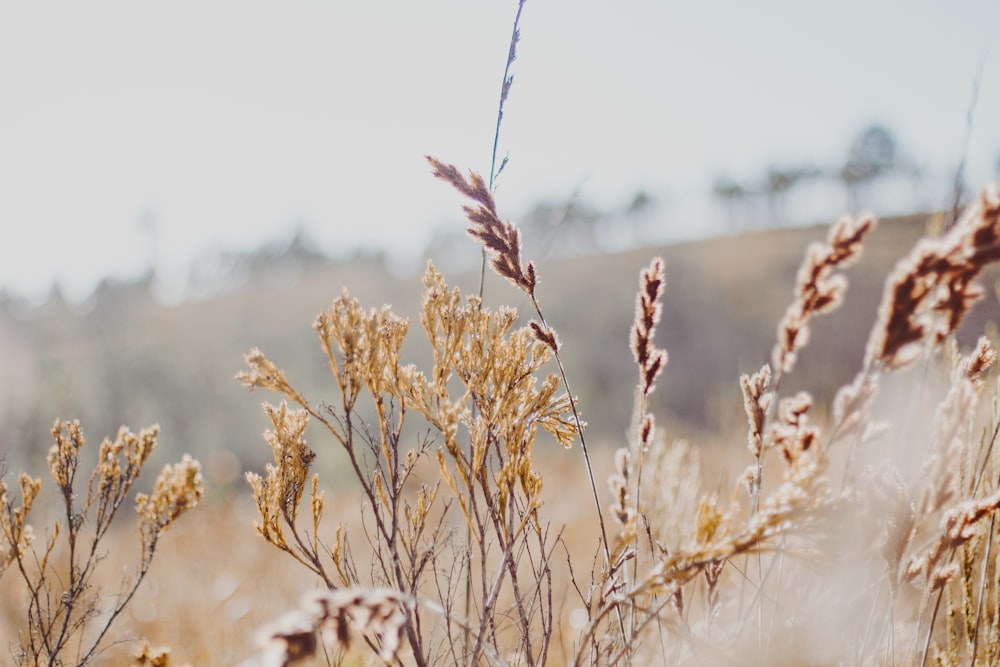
[867,186,1000,370]
[426,156,537,296]
[773,214,876,375]
[631,257,668,396]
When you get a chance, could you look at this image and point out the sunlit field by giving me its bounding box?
[5,172,1000,665]
[4,5,1000,666]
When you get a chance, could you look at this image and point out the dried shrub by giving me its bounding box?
[233,3,1000,666]
[243,160,1000,666]
[1,421,203,666]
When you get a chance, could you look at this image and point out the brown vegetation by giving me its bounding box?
[3,4,1000,665]
[0,421,202,665]
[231,169,1000,666]
[3,179,1000,664]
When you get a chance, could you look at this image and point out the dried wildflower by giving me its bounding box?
[245,402,315,558]
[427,156,536,296]
[47,418,85,491]
[0,472,41,576]
[312,292,410,403]
[530,319,559,352]
[611,256,670,575]
[429,156,614,589]
[958,335,997,389]
[237,348,299,398]
[628,425,834,607]
[136,454,204,565]
[608,448,633,528]
[898,336,996,543]
[740,364,772,459]
[769,392,819,464]
[8,421,201,666]
[631,257,668,396]
[90,425,159,536]
[638,413,655,454]
[773,214,875,375]
[415,264,577,453]
[904,488,1000,589]
[867,186,1000,370]
[256,587,412,666]
[404,482,440,542]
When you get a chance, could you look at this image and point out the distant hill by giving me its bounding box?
[3,211,998,486]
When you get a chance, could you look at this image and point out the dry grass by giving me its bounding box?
[0,422,202,665]
[227,167,1000,667]
[4,183,1000,663]
[5,4,1000,666]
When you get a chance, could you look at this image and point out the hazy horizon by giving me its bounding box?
[1,1,998,303]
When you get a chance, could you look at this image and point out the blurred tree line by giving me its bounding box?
[713,124,927,228]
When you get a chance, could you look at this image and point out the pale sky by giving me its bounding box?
[1,1,998,302]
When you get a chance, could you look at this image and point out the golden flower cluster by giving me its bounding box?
[136,453,204,566]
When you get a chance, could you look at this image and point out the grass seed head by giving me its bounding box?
[427,156,537,295]
[631,256,668,396]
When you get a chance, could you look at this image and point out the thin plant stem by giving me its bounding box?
[529,295,611,567]
[527,293,629,645]
[969,513,994,664]
[482,0,527,302]
[944,55,986,232]
[469,5,528,656]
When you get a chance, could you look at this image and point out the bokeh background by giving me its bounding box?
[3,0,1000,472]
[3,3,1000,663]
[2,0,1000,477]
